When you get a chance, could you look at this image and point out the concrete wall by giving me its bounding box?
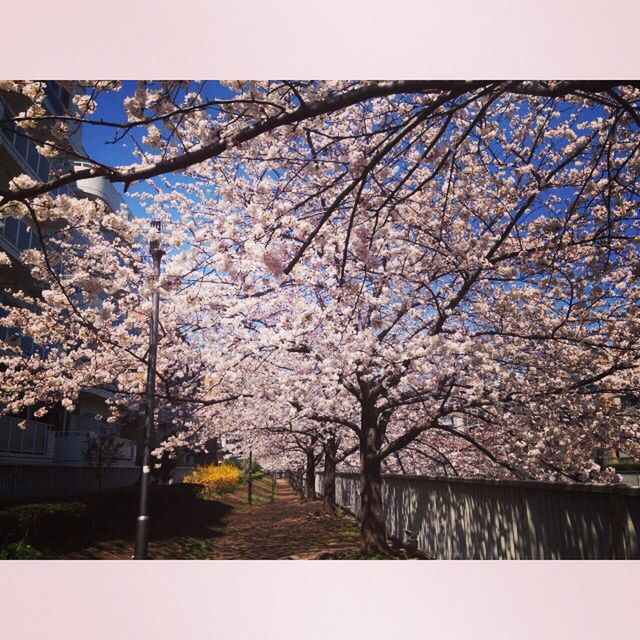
[316,472,640,559]
[0,464,141,501]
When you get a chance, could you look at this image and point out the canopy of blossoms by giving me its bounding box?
[1,80,639,552]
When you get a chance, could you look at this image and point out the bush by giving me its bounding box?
[0,501,89,546]
[0,540,44,559]
[183,463,242,496]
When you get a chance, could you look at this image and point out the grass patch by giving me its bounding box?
[0,540,47,559]
[182,539,214,559]
[222,475,275,508]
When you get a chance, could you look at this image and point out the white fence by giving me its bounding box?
[52,431,136,466]
[316,472,640,559]
[619,471,640,487]
[0,417,55,464]
[0,464,141,500]
[0,418,137,469]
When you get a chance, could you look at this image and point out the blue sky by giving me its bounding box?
[80,81,233,218]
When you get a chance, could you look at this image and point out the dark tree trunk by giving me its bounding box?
[293,467,304,497]
[211,437,219,466]
[305,450,316,500]
[287,468,300,494]
[322,436,338,514]
[359,400,389,556]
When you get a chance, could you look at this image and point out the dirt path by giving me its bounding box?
[60,479,361,559]
[207,480,361,559]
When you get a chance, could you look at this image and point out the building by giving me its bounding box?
[0,82,139,500]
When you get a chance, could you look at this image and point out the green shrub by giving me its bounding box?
[0,501,90,546]
[0,540,44,559]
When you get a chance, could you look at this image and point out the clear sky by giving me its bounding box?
[80,81,233,218]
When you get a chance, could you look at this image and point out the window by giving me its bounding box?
[0,114,16,143]
[27,141,40,174]
[16,220,32,251]
[60,87,70,110]
[30,230,43,251]
[45,82,65,116]
[14,130,28,158]
[20,335,34,355]
[37,156,49,181]
[2,217,19,244]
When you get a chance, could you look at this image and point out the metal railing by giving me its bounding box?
[53,431,137,465]
[0,416,52,455]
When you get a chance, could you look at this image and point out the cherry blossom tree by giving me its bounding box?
[149,81,639,554]
[1,80,639,555]
[0,193,255,457]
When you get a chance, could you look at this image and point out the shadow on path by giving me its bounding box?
[58,480,360,559]
[207,480,361,559]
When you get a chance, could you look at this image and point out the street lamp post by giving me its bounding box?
[247,448,253,505]
[134,221,164,560]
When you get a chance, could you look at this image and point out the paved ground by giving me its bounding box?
[208,480,361,559]
[61,479,361,559]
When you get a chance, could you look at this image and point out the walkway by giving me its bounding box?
[207,480,360,559]
[60,479,361,559]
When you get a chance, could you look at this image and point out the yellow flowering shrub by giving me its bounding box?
[183,463,242,496]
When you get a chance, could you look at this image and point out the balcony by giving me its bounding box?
[53,430,137,467]
[0,418,137,468]
[0,416,55,464]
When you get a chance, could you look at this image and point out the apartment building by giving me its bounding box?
[0,82,139,499]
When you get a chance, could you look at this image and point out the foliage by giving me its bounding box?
[0,540,45,559]
[183,463,242,496]
[182,539,214,559]
[1,80,640,553]
[0,501,89,546]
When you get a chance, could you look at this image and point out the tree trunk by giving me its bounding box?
[322,437,338,514]
[305,450,316,500]
[211,437,219,466]
[289,468,304,496]
[359,401,389,556]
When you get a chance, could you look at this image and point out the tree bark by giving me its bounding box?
[322,436,338,514]
[211,437,219,466]
[305,450,316,500]
[287,468,301,495]
[359,400,389,556]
